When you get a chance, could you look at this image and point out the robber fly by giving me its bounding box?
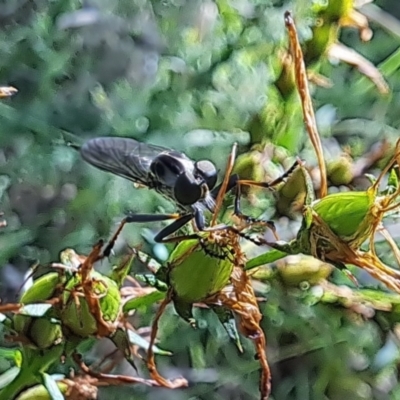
[80,137,228,243]
[81,137,299,249]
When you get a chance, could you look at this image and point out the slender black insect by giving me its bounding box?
[81,137,299,249]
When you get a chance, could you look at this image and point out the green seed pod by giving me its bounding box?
[13,315,63,349]
[274,52,296,97]
[163,234,234,322]
[13,272,64,349]
[233,151,265,185]
[168,237,233,304]
[61,271,121,337]
[275,167,306,217]
[276,255,333,286]
[30,318,62,349]
[247,155,400,295]
[311,189,374,247]
[327,155,354,186]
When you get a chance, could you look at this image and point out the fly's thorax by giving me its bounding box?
[150,153,193,188]
[149,152,217,207]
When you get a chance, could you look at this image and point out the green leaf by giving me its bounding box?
[19,304,53,317]
[20,273,60,304]
[0,367,20,390]
[212,306,243,352]
[245,249,288,270]
[123,290,166,314]
[127,330,172,355]
[42,373,64,400]
[0,348,22,366]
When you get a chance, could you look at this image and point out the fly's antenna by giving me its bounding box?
[211,143,237,227]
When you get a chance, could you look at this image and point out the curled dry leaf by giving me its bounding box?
[328,42,389,94]
[340,8,373,41]
[0,86,17,98]
[209,265,271,400]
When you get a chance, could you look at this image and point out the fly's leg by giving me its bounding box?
[212,159,302,230]
[234,158,302,219]
[153,214,194,242]
[103,159,302,254]
[210,174,239,200]
[237,158,302,190]
[102,219,128,258]
[155,217,276,247]
[211,173,277,234]
[102,213,193,257]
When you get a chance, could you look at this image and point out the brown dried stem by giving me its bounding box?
[146,290,188,389]
[284,11,328,198]
[73,353,161,387]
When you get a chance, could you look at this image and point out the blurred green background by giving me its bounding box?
[1,0,400,399]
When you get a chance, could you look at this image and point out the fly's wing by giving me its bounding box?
[80,137,171,185]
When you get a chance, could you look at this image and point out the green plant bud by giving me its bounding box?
[61,271,121,337]
[278,167,307,200]
[274,52,296,97]
[276,255,333,286]
[13,316,63,349]
[312,190,373,245]
[327,156,354,186]
[12,272,64,349]
[168,237,233,304]
[233,151,265,184]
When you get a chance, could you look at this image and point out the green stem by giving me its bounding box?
[0,345,63,400]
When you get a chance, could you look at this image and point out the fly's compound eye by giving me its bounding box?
[174,173,203,205]
[195,160,217,189]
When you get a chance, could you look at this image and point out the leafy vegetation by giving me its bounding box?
[1,1,400,399]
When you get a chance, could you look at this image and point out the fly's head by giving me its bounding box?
[175,159,217,209]
[151,154,217,208]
